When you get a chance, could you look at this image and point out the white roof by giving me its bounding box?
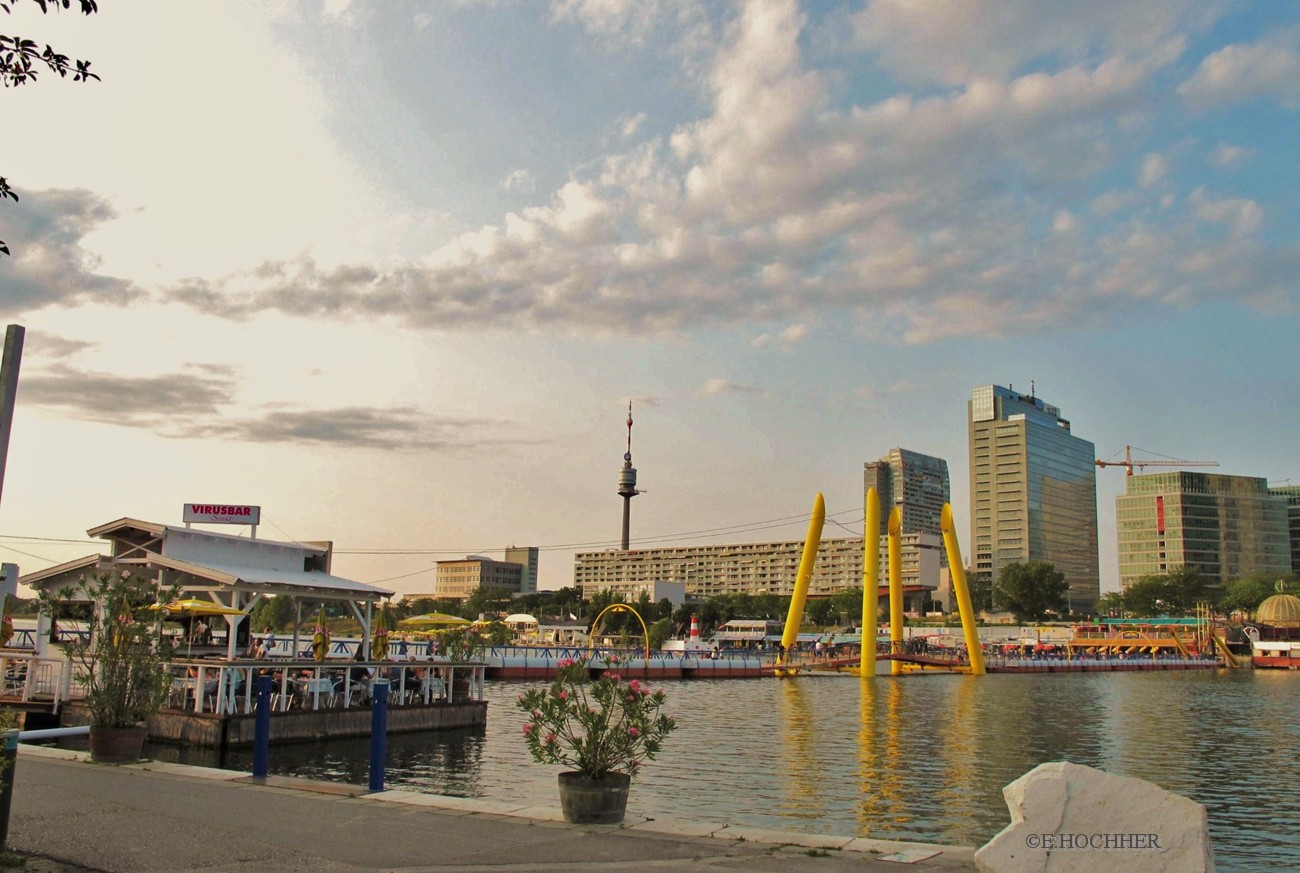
[118,552,394,599]
[504,613,538,624]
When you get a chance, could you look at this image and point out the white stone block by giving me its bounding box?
[975,761,1215,873]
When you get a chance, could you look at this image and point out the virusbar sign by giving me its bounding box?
[183,503,261,525]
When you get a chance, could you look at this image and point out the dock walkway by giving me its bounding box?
[13,745,976,873]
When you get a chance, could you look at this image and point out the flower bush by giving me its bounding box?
[39,570,177,728]
[516,657,677,780]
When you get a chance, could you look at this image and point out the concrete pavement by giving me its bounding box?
[11,745,978,873]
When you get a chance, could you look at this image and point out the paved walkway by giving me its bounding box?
[12,745,978,873]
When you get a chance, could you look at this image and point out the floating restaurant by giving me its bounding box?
[15,510,486,747]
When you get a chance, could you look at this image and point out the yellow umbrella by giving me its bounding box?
[397,612,470,630]
[151,598,248,617]
[372,604,391,661]
[310,606,331,662]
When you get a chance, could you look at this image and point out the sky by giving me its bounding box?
[1,0,1297,598]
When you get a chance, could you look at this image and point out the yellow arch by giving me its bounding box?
[588,602,651,661]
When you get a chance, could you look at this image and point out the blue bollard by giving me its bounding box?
[369,678,389,792]
[253,675,272,779]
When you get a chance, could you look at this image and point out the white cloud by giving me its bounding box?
[1179,35,1300,108]
[751,323,809,348]
[696,378,763,397]
[1139,153,1168,188]
[503,169,536,193]
[1209,143,1255,168]
[1189,187,1263,239]
[852,0,1201,88]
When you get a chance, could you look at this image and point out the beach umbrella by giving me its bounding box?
[149,599,248,657]
[310,606,331,662]
[372,604,391,661]
[152,598,248,617]
[397,612,470,630]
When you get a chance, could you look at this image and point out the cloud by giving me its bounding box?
[1139,153,1168,188]
[0,189,141,316]
[16,363,509,451]
[1209,143,1255,167]
[19,364,235,425]
[1179,34,1300,108]
[751,323,809,348]
[1189,186,1263,239]
[696,378,763,397]
[19,1,1300,347]
[183,407,512,451]
[23,334,97,360]
[502,169,536,193]
[851,0,1202,88]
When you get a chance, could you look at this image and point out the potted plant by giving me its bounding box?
[39,570,176,764]
[516,656,677,824]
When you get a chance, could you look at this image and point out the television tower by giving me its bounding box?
[617,401,641,550]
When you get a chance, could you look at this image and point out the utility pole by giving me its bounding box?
[0,325,24,514]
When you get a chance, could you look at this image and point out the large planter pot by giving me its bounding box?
[557,771,631,824]
[88,724,147,765]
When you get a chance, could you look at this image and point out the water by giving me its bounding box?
[139,669,1299,872]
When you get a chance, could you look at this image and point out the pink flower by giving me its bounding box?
[627,727,640,737]
[545,733,556,743]
[523,723,535,735]
[558,690,569,700]
[606,672,621,682]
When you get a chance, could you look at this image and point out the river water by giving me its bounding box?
[143,669,1299,872]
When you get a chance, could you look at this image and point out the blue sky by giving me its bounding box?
[1,0,1297,595]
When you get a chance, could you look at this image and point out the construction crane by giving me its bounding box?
[1095,445,1219,477]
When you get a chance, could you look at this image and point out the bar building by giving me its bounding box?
[968,385,1100,613]
[1118,473,1291,587]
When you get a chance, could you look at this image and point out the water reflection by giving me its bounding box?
[128,671,1299,873]
[776,679,821,820]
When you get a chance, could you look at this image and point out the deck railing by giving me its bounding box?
[164,659,486,715]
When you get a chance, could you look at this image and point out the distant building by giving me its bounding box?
[574,536,939,614]
[1269,485,1300,574]
[1118,473,1291,587]
[504,546,540,594]
[435,555,524,601]
[865,447,950,601]
[865,447,950,545]
[968,385,1099,613]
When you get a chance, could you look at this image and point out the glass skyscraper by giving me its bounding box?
[968,385,1099,613]
[1268,485,1300,574]
[1118,473,1291,587]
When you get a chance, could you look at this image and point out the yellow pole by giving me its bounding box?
[940,503,985,675]
[780,492,825,665]
[887,507,903,676]
[860,487,880,675]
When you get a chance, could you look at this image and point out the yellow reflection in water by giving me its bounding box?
[776,679,823,819]
[857,677,908,833]
[934,675,980,843]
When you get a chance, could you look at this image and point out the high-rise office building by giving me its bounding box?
[968,385,1099,613]
[1269,485,1300,574]
[504,546,539,594]
[1117,474,1291,587]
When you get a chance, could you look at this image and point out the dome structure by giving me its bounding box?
[1256,590,1300,628]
